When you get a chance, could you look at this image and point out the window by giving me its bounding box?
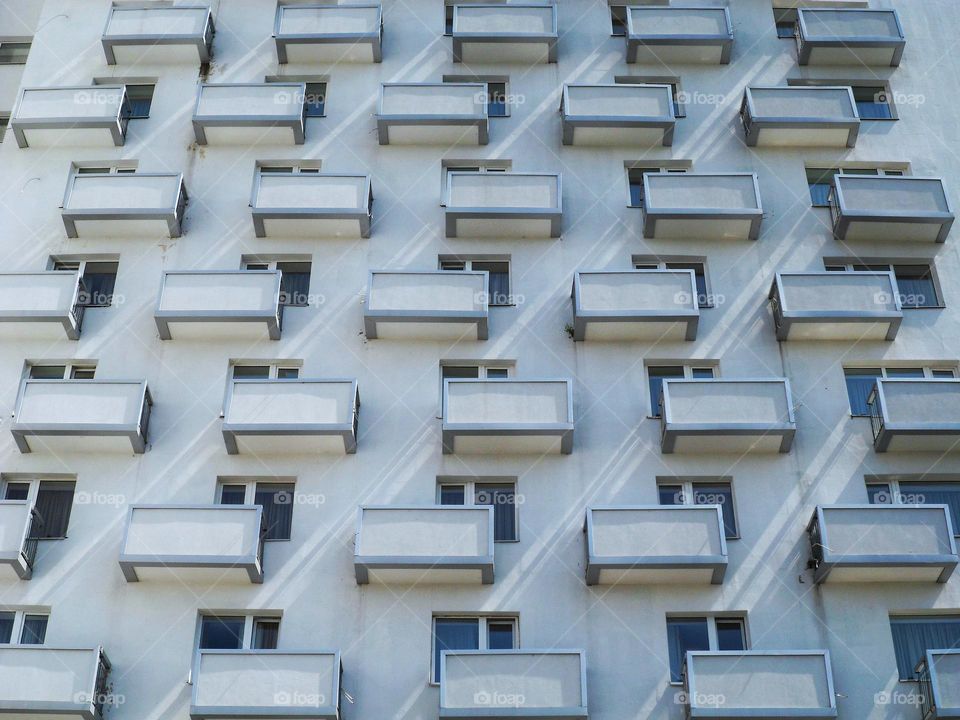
[666,616,746,683]
[230,363,300,380]
[243,260,311,307]
[890,616,960,681]
[304,82,326,117]
[74,164,137,175]
[3,479,75,539]
[443,76,510,117]
[634,257,712,308]
[20,615,47,645]
[125,84,154,119]
[432,616,517,682]
[218,479,295,540]
[852,84,893,120]
[825,262,940,309]
[0,115,9,142]
[28,363,96,380]
[441,362,511,382]
[0,41,30,64]
[444,5,455,34]
[438,478,518,542]
[441,160,510,203]
[52,260,118,308]
[199,614,280,650]
[773,9,797,38]
[843,366,954,416]
[658,478,738,539]
[0,611,49,645]
[257,164,321,175]
[626,166,687,207]
[868,477,960,538]
[647,365,715,416]
[440,256,511,306]
[615,77,685,117]
[610,6,627,36]
[805,167,904,207]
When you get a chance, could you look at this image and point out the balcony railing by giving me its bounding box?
[222,378,360,455]
[0,501,41,580]
[451,4,558,63]
[807,505,957,584]
[376,83,488,145]
[442,379,574,454]
[11,379,152,455]
[642,172,763,240]
[192,83,307,145]
[274,3,383,63]
[741,86,860,147]
[0,646,111,720]
[61,172,187,239]
[250,172,373,238]
[155,270,283,341]
[364,270,489,340]
[682,651,837,718]
[10,86,130,148]
[445,171,562,238]
[560,83,675,146]
[0,271,85,340]
[867,379,960,453]
[102,4,214,65]
[584,506,727,585]
[119,504,266,584]
[439,650,588,719]
[190,650,341,720]
[829,175,954,244]
[769,271,902,341]
[797,9,905,67]
[626,6,733,64]
[660,378,796,454]
[571,270,699,341]
[354,506,495,584]
[917,650,960,719]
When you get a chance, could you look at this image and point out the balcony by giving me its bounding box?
[626,6,733,64]
[155,271,283,341]
[660,379,796,454]
[10,86,130,148]
[251,173,373,239]
[642,172,763,241]
[445,172,561,238]
[222,379,360,455]
[102,5,214,65]
[0,271,85,340]
[0,501,40,580]
[571,270,699,341]
[584,506,727,585]
[192,83,306,145]
[560,83,675,146]
[439,650,587,719]
[682,651,837,719]
[807,505,957,584]
[119,505,265,584]
[918,650,960,719]
[451,4,558,63]
[868,379,960,453]
[769,271,902,341]
[376,83,488,145]
[11,379,152,455]
[61,172,187,239]
[191,650,341,720]
[741,86,860,147]
[830,175,954,244]
[364,270,489,340]
[442,379,574,454]
[0,646,110,720]
[797,9,905,67]
[275,3,382,63]
[354,506,494,584]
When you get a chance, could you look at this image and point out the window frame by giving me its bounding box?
[615,75,686,118]
[889,615,960,682]
[215,476,297,542]
[0,40,31,65]
[665,614,748,685]
[431,614,519,684]
[26,362,97,380]
[443,75,511,118]
[0,610,49,645]
[646,363,718,418]
[0,475,76,540]
[824,259,943,310]
[843,365,957,417]
[439,360,515,415]
[788,77,898,120]
[440,159,511,203]
[240,256,312,308]
[624,163,690,208]
[196,612,282,651]
[265,76,327,118]
[866,476,960,539]
[436,476,520,543]
[805,165,907,208]
[49,257,119,309]
[632,255,714,309]
[439,255,513,306]
[656,476,739,540]
[610,6,627,36]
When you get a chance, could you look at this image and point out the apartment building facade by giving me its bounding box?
[0,0,958,718]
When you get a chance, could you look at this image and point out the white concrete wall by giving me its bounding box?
[0,0,958,718]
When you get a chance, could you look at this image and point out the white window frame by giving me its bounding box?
[25,362,96,380]
[69,161,138,176]
[846,365,957,381]
[615,75,686,117]
[255,162,322,175]
[229,362,302,380]
[867,476,960,538]
[431,614,519,684]
[439,360,515,416]
[665,615,748,685]
[788,77,899,120]
[215,477,296,542]
[645,363,718,418]
[439,255,513,306]
[632,254,713,308]
[0,610,50,645]
[0,475,77,541]
[624,162,690,208]
[195,613,282,651]
[436,476,520,543]
[656,476,738,540]
[824,260,943,309]
[0,39,31,65]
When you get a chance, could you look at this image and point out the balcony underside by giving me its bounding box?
[442,427,573,455]
[586,558,726,585]
[814,558,956,584]
[745,122,859,148]
[573,316,697,342]
[12,429,146,455]
[0,317,81,341]
[833,216,953,244]
[799,41,904,67]
[13,124,124,149]
[776,317,901,341]
[562,121,673,147]
[223,428,357,455]
[377,118,488,146]
[104,41,210,66]
[155,316,281,342]
[627,39,731,65]
[453,38,556,64]
[364,315,488,341]
[446,210,561,239]
[0,553,31,581]
[193,121,304,146]
[252,211,371,239]
[874,428,960,453]
[278,36,382,64]
[661,427,795,454]
[119,558,263,584]
[62,213,182,240]
[643,213,762,241]
[355,557,494,585]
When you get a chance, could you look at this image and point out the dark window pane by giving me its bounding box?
[658,484,683,506]
[233,366,270,379]
[219,484,247,505]
[20,615,47,645]
[487,83,507,117]
[434,618,480,681]
[125,85,154,119]
[891,617,960,680]
[666,263,709,307]
[627,168,661,207]
[4,482,29,501]
[894,265,938,308]
[255,483,295,540]
[716,620,746,651]
[866,483,893,505]
[648,366,685,416]
[472,261,510,305]
[439,485,466,505]
[887,368,925,378]
[852,86,892,119]
[805,168,836,207]
[277,262,311,307]
[776,21,795,38]
[486,367,509,379]
[442,366,480,379]
[476,483,516,542]
[79,262,118,307]
[487,621,515,649]
[260,166,295,174]
[0,42,30,64]
[440,260,468,271]
[199,616,245,650]
[667,618,709,683]
[693,483,737,538]
[445,7,454,34]
[70,367,95,380]
[29,365,66,379]
[32,481,74,538]
[844,368,882,416]
[900,483,960,538]
[0,612,13,643]
[304,83,326,117]
[933,370,957,378]
[276,367,299,379]
[691,367,715,379]
[253,619,280,649]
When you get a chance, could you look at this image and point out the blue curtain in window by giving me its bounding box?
[891,618,960,679]
[666,619,709,683]
[20,615,47,645]
[199,616,245,650]
[808,182,831,207]
[32,482,74,539]
[434,619,480,681]
[895,275,936,308]
[905,484,960,536]
[255,483,295,540]
[856,101,893,120]
[477,485,516,542]
[844,375,880,416]
[0,613,14,644]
